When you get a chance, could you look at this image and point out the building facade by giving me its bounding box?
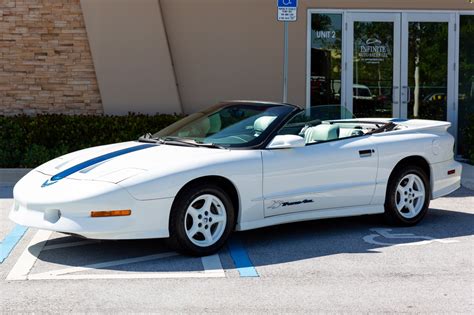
[0,0,473,153]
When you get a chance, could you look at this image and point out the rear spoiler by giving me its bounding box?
[374,119,451,136]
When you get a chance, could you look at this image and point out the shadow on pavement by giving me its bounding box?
[239,207,473,267]
[28,204,473,273]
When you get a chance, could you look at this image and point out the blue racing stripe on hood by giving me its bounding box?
[41,143,155,188]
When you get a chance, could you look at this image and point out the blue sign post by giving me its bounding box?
[277,0,298,103]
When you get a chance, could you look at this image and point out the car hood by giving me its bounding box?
[36,141,231,184]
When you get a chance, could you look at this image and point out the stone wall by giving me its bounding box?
[0,0,103,115]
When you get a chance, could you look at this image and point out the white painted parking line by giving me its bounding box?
[28,270,226,280]
[6,230,52,281]
[6,230,226,281]
[28,253,225,280]
[30,252,180,278]
[202,254,225,277]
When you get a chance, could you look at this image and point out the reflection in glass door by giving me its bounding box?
[401,14,456,126]
[308,13,343,107]
[458,15,474,157]
[407,22,449,120]
[346,13,401,118]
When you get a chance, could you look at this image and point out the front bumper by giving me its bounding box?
[9,170,173,240]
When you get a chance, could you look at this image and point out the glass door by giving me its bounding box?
[400,13,456,129]
[346,13,401,118]
[307,12,344,107]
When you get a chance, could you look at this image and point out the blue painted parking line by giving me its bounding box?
[0,225,28,263]
[228,237,259,277]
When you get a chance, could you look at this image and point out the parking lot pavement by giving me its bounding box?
[1,186,473,313]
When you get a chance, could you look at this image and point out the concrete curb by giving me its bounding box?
[0,169,32,186]
[461,163,474,191]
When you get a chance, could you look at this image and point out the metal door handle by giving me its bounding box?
[393,86,399,105]
[402,86,411,104]
[359,149,374,157]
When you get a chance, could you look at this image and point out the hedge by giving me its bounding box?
[0,114,181,168]
[1,113,473,169]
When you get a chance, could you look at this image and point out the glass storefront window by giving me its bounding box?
[353,21,395,118]
[458,15,474,157]
[310,13,342,107]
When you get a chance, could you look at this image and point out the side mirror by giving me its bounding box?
[267,135,305,149]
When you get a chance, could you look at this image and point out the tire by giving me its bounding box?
[168,184,235,256]
[384,165,430,226]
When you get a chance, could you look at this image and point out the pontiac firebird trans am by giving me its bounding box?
[10,101,462,256]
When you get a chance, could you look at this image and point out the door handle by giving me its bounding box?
[359,149,374,157]
[402,86,411,104]
[393,86,399,105]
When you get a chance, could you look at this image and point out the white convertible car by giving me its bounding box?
[10,101,462,255]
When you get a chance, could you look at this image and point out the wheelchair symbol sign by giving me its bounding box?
[363,228,459,247]
[278,0,298,8]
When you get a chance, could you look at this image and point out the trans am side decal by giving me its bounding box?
[267,199,314,209]
[41,144,156,188]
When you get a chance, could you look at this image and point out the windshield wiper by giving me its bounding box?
[139,135,225,149]
[194,141,226,149]
[159,137,225,149]
[160,137,200,147]
[138,133,159,143]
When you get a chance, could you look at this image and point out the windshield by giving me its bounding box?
[152,103,295,148]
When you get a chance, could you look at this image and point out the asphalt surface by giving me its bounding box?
[1,186,473,313]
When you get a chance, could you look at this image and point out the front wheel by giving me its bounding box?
[384,165,430,226]
[168,185,235,256]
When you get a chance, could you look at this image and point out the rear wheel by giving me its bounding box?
[384,165,430,226]
[168,184,234,256]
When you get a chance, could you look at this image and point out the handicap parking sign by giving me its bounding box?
[278,0,298,8]
[277,0,298,22]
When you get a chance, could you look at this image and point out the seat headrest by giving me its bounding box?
[254,116,277,135]
[304,124,339,143]
[207,114,222,134]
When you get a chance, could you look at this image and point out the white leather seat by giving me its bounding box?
[254,116,277,136]
[339,128,364,138]
[304,124,339,143]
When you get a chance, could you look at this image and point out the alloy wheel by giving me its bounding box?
[395,173,426,219]
[184,194,227,247]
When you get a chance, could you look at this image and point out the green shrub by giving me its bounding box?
[0,113,181,168]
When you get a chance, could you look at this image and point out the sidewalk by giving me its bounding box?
[0,169,32,186]
[0,169,32,198]
[461,162,474,191]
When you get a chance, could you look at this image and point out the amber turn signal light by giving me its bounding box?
[90,210,132,218]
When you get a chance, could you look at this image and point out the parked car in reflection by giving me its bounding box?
[353,84,375,101]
